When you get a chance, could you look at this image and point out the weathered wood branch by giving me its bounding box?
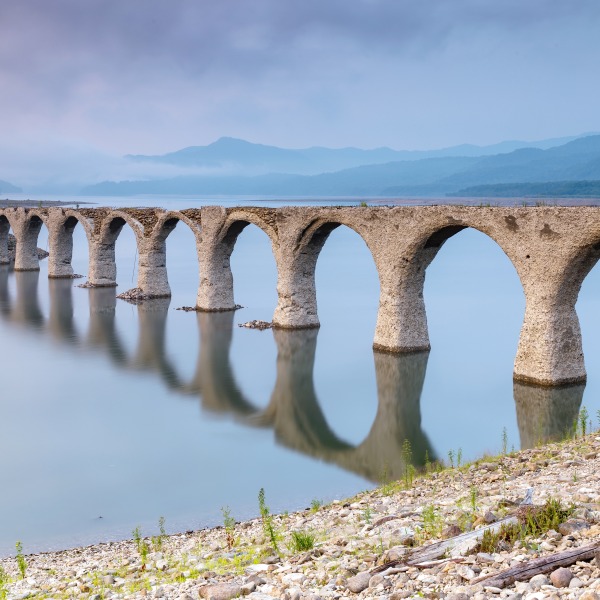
[371,515,518,573]
[472,541,600,589]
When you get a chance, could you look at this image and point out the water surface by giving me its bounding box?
[1,198,599,556]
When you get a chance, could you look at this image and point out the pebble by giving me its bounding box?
[200,583,243,600]
[346,572,371,593]
[550,567,573,587]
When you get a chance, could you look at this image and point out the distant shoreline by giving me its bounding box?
[0,199,92,208]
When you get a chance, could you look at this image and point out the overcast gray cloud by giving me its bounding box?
[0,0,599,177]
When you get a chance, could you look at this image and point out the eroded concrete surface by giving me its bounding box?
[1,205,599,386]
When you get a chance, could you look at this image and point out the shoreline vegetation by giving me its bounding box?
[2,428,600,600]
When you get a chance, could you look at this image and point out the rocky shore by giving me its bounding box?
[2,435,600,600]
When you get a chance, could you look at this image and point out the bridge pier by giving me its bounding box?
[0,217,10,264]
[47,215,77,278]
[373,260,432,354]
[136,238,172,298]
[87,241,119,286]
[196,206,237,311]
[11,213,43,271]
[514,290,586,386]
[272,255,320,329]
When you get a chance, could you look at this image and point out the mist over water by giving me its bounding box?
[1,199,599,557]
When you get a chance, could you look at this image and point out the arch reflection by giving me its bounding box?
[0,267,585,483]
[514,381,584,448]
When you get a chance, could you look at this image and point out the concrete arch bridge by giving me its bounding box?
[1,205,599,387]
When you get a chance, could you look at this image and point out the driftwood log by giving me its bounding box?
[472,541,600,589]
[372,515,519,573]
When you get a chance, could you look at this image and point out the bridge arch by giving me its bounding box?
[87,211,143,287]
[46,210,95,278]
[196,210,279,312]
[0,209,50,271]
[373,215,527,355]
[272,215,380,330]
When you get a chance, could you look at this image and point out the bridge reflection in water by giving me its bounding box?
[0,265,584,482]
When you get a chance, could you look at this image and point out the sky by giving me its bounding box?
[1,0,599,163]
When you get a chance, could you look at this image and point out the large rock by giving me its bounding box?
[346,572,371,593]
[200,583,243,600]
[550,567,573,588]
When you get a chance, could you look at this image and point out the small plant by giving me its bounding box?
[362,505,373,524]
[477,522,521,553]
[401,439,415,487]
[132,526,149,568]
[152,516,167,551]
[476,498,573,553]
[417,504,443,542]
[457,448,463,468]
[469,486,478,513]
[258,488,280,554]
[519,498,574,536]
[221,506,236,550]
[288,530,315,552]
[310,498,323,512]
[359,201,368,207]
[447,449,455,469]
[15,541,26,579]
[424,450,431,473]
[0,565,8,600]
[501,427,508,455]
[578,406,590,437]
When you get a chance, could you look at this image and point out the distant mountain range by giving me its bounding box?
[125,134,590,176]
[448,180,600,198]
[83,134,600,197]
[0,179,21,194]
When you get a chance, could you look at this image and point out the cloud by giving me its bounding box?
[0,0,599,158]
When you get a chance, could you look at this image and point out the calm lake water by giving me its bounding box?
[2,196,600,557]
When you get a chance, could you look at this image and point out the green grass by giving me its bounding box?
[288,530,316,552]
[0,565,8,600]
[475,498,574,553]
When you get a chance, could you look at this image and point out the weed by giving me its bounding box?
[573,471,578,482]
[519,498,574,536]
[402,439,415,487]
[0,565,8,600]
[448,449,455,469]
[475,498,573,553]
[152,516,167,551]
[424,450,431,473]
[501,427,508,455]
[477,522,521,553]
[258,488,280,554]
[457,448,463,468]
[15,541,26,579]
[132,527,149,568]
[416,504,443,542]
[469,486,478,513]
[362,505,373,524]
[221,506,236,550]
[310,498,323,512]
[288,530,315,552]
[359,201,368,207]
[579,406,589,437]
